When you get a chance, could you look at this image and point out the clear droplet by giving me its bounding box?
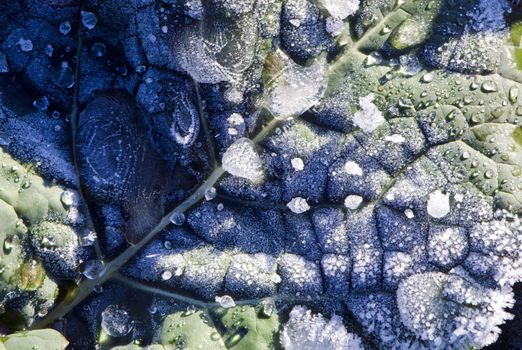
[101,305,133,337]
[170,212,185,225]
[82,260,106,280]
[81,11,98,30]
[205,187,217,201]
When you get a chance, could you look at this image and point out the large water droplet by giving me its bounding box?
[82,260,106,279]
[81,11,98,30]
[101,305,133,337]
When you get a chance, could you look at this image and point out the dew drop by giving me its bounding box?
[170,212,185,225]
[101,305,133,337]
[82,260,106,279]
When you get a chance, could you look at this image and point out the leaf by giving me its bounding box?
[0,329,68,350]
[157,304,279,350]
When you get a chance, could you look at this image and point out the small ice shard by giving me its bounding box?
[161,270,172,280]
[427,190,450,218]
[60,189,79,207]
[399,55,422,76]
[17,38,33,52]
[404,208,415,219]
[318,0,360,20]
[352,94,385,132]
[287,197,310,214]
[385,134,405,144]
[326,17,344,36]
[170,212,186,225]
[291,157,304,171]
[266,50,328,119]
[344,195,363,210]
[81,11,98,30]
[222,138,265,184]
[344,161,363,176]
[205,187,217,201]
[101,305,133,337]
[215,295,236,308]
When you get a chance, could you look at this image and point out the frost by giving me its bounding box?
[352,94,385,132]
[81,11,98,30]
[281,306,364,350]
[222,138,265,183]
[385,134,406,144]
[266,51,328,118]
[427,190,450,219]
[344,195,363,210]
[291,157,305,171]
[318,0,360,20]
[287,197,310,214]
[344,160,363,176]
[17,38,33,52]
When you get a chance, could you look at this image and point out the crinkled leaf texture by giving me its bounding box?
[2,0,522,349]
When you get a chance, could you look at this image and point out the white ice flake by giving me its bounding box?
[427,190,450,218]
[287,197,310,214]
[222,138,265,183]
[353,94,385,132]
[344,161,363,176]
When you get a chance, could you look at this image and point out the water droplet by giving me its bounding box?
[481,80,497,93]
[91,42,106,57]
[421,72,435,83]
[33,96,49,112]
[215,295,236,308]
[59,21,71,35]
[170,212,185,225]
[183,305,196,316]
[510,86,519,104]
[380,25,391,34]
[205,187,217,201]
[161,270,173,280]
[484,169,494,179]
[82,260,106,279]
[53,62,75,89]
[101,305,133,337]
[81,11,98,30]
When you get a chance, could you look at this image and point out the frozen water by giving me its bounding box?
[215,295,236,308]
[281,306,364,350]
[344,161,363,176]
[385,134,406,144]
[427,190,450,219]
[17,38,33,52]
[287,197,310,214]
[170,212,186,226]
[82,260,106,280]
[81,11,98,30]
[352,94,385,132]
[205,187,217,201]
[222,138,265,183]
[291,157,305,171]
[344,195,363,210]
[318,0,360,20]
[267,51,328,118]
